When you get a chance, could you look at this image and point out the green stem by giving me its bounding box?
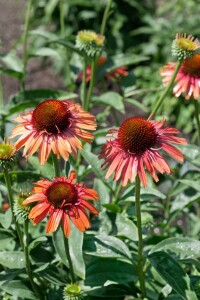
[24,220,43,299]
[3,166,23,249]
[135,175,146,298]
[164,194,171,220]
[60,0,71,86]
[113,182,122,204]
[193,99,200,146]
[59,0,65,37]
[0,73,4,108]
[82,59,87,108]
[152,60,182,116]
[85,59,96,110]
[100,0,113,35]
[63,229,75,283]
[20,0,32,92]
[52,153,60,177]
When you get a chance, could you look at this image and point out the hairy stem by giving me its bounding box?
[3,166,23,249]
[194,99,200,146]
[20,0,32,92]
[52,153,60,177]
[85,59,96,110]
[135,175,146,298]
[152,60,182,116]
[24,220,43,299]
[63,230,76,283]
[100,0,113,35]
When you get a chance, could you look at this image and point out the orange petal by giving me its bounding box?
[28,202,50,219]
[46,209,63,233]
[81,200,99,215]
[62,212,71,238]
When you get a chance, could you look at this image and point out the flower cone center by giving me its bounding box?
[183,54,200,76]
[177,38,197,51]
[46,182,77,206]
[32,100,71,134]
[118,117,157,154]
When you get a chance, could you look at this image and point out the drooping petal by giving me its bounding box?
[46,209,63,233]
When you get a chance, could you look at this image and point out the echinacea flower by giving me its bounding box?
[76,30,105,57]
[10,99,97,165]
[172,33,200,60]
[0,140,16,169]
[77,56,128,83]
[160,54,200,100]
[23,171,99,237]
[100,117,186,187]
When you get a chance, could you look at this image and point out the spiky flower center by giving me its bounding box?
[0,143,15,159]
[183,54,200,76]
[118,117,157,154]
[177,37,197,51]
[32,100,71,134]
[46,182,77,206]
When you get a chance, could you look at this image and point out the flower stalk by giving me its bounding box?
[100,0,113,35]
[3,166,23,249]
[23,220,43,299]
[193,99,200,146]
[52,154,76,284]
[135,175,146,298]
[85,58,97,110]
[52,153,61,177]
[152,60,182,115]
[63,230,76,283]
[21,0,32,92]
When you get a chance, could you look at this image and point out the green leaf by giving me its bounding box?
[0,229,15,250]
[178,179,200,193]
[125,97,149,113]
[35,263,68,285]
[85,258,137,286]
[0,208,12,230]
[0,280,37,299]
[0,66,22,79]
[94,178,110,205]
[29,47,61,59]
[0,251,25,269]
[28,236,48,253]
[148,251,198,299]
[92,92,125,113]
[0,51,23,72]
[81,146,112,185]
[83,235,132,260]
[8,89,78,114]
[53,223,85,279]
[179,144,200,166]
[52,39,82,55]
[28,156,54,179]
[115,213,138,241]
[97,53,149,80]
[149,237,200,260]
